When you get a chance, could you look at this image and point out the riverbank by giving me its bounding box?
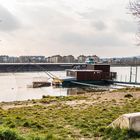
[0,88,140,140]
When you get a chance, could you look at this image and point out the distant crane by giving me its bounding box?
[26,58,63,86]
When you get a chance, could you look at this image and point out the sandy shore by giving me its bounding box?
[1,88,140,110]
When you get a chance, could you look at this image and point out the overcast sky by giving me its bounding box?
[0,0,139,57]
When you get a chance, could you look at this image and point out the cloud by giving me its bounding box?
[115,19,137,33]
[0,5,20,32]
[59,32,129,48]
[78,8,111,20]
[17,0,47,3]
[18,4,77,28]
[91,20,107,31]
[0,0,139,57]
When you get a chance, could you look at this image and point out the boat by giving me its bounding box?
[32,81,51,88]
[30,77,51,88]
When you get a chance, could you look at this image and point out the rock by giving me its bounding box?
[110,112,140,132]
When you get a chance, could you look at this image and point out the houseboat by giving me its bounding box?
[62,64,117,86]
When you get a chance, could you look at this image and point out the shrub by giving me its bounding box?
[23,121,30,127]
[0,127,24,140]
[42,95,50,99]
[104,127,140,140]
[44,133,57,140]
[124,94,133,98]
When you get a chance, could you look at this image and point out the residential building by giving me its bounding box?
[8,57,19,63]
[19,56,46,63]
[77,55,86,63]
[62,55,75,63]
[47,55,63,63]
[0,55,9,63]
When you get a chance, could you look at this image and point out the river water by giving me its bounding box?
[111,66,140,83]
[0,66,140,102]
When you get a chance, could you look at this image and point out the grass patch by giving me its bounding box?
[39,95,87,104]
[0,96,140,139]
[104,127,140,140]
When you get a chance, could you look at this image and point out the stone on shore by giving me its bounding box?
[110,112,140,132]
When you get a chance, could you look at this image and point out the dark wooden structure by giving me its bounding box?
[86,64,110,72]
[66,64,116,81]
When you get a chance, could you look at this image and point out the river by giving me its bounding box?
[0,66,139,102]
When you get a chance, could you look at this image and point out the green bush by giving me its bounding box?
[104,127,140,140]
[124,94,133,98]
[23,121,30,127]
[27,134,58,140]
[0,127,24,140]
[44,134,57,140]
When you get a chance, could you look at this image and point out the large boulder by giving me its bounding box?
[110,112,140,131]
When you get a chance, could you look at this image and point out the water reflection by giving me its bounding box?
[0,72,95,102]
[67,88,86,95]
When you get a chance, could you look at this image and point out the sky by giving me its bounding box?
[0,0,139,58]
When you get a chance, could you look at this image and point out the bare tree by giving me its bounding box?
[129,0,140,44]
[130,0,140,18]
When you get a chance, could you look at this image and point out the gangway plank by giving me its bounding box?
[70,81,109,89]
[108,80,140,86]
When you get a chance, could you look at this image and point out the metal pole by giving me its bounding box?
[130,66,132,83]
[135,66,138,83]
[135,58,138,83]
[134,57,138,84]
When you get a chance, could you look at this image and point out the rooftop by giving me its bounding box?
[66,69,102,72]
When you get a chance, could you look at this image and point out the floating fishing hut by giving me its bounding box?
[63,64,117,86]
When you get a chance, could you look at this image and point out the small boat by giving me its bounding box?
[32,81,51,88]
